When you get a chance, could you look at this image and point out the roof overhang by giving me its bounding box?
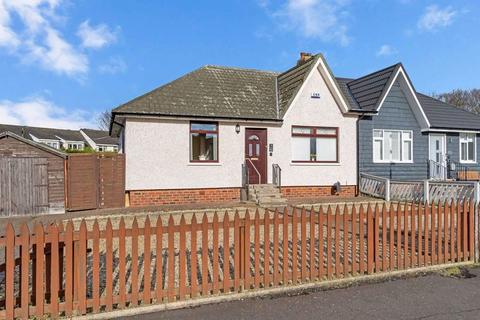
[317,55,350,114]
[422,128,480,133]
[110,112,283,136]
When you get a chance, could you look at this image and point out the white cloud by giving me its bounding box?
[0,0,119,77]
[77,20,118,49]
[418,5,457,32]
[262,0,351,46]
[0,96,95,129]
[25,27,88,77]
[98,56,127,74]
[376,44,397,57]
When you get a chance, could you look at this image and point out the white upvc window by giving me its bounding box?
[45,141,59,149]
[459,133,476,163]
[291,126,338,163]
[67,142,84,150]
[373,129,413,163]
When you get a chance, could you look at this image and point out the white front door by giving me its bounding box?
[429,134,447,179]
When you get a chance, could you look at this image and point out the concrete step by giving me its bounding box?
[250,192,282,198]
[257,198,288,205]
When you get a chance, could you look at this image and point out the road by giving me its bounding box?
[119,267,480,320]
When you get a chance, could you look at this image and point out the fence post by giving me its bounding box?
[385,178,390,202]
[423,180,430,204]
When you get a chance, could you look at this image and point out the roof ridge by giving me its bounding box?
[80,128,108,132]
[112,66,207,113]
[347,62,402,85]
[203,65,279,74]
[276,54,320,79]
[0,123,81,132]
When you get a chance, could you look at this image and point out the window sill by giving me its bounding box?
[373,161,414,164]
[290,162,340,166]
[459,161,477,165]
[188,162,223,166]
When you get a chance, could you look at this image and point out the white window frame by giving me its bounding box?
[372,129,413,163]
[459,132,477,164]
[67,142,84,150]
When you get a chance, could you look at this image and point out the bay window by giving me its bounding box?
[460,133,476,163]
[373,129,413,163]
[291,126,338,163]
[190,122,218,162]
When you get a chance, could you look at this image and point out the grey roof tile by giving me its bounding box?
[0,124,85,141]
[416,93,480,130]
[345,64,400,111]
[277,55,320,117]
[111,55,480,132]
[113,65,280,120]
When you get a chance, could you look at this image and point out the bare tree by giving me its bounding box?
[432,89,480,115]
[97,110,112,131]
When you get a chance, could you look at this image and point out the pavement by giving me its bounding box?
[118,267,480,320]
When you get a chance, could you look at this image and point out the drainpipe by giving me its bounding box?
[474,182,479,262]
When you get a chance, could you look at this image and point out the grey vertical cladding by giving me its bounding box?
[446,133,480,169]
[358,82,429,180]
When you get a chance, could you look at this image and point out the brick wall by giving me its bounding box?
[129,187,241,207]
[129,185,357,207]
[281,185,357,199]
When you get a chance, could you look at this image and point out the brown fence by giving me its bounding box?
[66,153,125,211]
[0,200,475,319]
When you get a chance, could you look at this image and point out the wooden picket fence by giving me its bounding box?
[0,200,476,319]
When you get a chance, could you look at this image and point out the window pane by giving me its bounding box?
[403,140,412,161]
[461,143,467,161]
[468,141,474,161]
[292,127,313,135]
[191,132,218,161]
[316,137,337,161]
[316,128,336,135]
[373,139,383,161]
[403,131,412,140]
[373,130,383,138]
[292,137,310,161]
[384,131,400,161]
[191,123,217,131]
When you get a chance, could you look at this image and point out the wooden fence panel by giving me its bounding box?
[67,154,125,211]
[0,200,476,319]
[0,157,49,217]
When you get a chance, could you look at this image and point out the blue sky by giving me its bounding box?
[0,0,478,129]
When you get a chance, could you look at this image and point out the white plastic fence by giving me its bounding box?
[359,173,480,203]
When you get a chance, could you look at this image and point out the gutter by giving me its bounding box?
[112,112,284,124]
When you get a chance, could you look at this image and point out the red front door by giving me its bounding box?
[245,128,267,184]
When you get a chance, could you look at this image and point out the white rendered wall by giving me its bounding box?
[124,64,358,190]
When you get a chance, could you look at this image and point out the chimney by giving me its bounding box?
[297,52,313,66]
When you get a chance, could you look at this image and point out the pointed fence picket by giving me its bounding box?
[0,200,477,319]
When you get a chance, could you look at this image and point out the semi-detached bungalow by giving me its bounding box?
[110,53,480,207]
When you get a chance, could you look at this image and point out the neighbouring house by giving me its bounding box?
[353,64,480,181]
[80,128,119,152]
[0,131,67,215]
[110,52,480,207]
[0,124,119,152]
